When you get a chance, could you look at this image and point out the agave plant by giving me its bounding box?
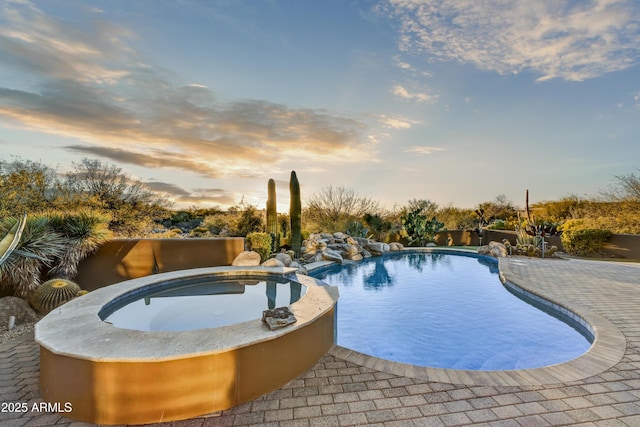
[45,209,112,279]
[0,212,27,265]
[0,215,67,298]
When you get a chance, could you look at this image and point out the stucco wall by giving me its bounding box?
[74,238,245,291]
[433,230,640,260]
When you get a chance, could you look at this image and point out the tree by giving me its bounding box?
[0,158,60,216]
[476,194,518,223]
[602,169,640,201]
[304,185,380,232]
[58,159,171,236]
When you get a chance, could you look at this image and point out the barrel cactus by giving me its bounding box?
[29,278,85,314]
[266,178,279,253]
[289,171,302,258]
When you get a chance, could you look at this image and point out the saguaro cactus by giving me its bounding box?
[266,178,278,253]
[289,171,302,258]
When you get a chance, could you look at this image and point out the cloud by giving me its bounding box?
[405,146,445,155]
[386,0,640,81]
[0,1,375,179]
[144,181,237,206]
[391,84,437,103]
[378,114,422,129]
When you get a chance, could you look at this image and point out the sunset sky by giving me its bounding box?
[1,0,639,212]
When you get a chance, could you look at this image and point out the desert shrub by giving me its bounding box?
[435,205,477,230]
[304,185,380,232]
[560,228,612,256]
[245,232,272,262]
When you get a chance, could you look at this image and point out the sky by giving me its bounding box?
[1,0,639,212]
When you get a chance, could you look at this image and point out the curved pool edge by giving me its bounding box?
[35,266,339,425]
[326,250,626,387]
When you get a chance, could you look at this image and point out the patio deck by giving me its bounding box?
[2,256,640,426]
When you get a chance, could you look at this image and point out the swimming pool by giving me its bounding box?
[312,251,593,370]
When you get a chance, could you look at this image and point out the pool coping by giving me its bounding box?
[316,248,627,387]
[35,266,339,362]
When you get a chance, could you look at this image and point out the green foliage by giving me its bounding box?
[289,171,302,257]
[245,232,272,262]
[345,221,369,238]
[486,220,506,230]
[434,205,477,230]
[0,215,67,298]
[476,194,518,225]
[401,209,445,247]
[45,209,112,279]
[236,205,264,236]
[560,228,612,256]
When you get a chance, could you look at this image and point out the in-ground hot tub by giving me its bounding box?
[35,267,339,425]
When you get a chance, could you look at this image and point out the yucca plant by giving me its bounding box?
[0,216,67,298]
[44,209,112,279]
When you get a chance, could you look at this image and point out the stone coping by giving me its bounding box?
[35,266,339,362]
[317,248,626,387]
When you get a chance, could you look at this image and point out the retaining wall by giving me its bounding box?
[74,238,245,291]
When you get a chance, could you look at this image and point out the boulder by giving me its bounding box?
[389,242,404,251]
[322,249,343,263]
[261,258,284,267]
[275,253,293,267]
[231,251,262,266]
[344,253,363,261]
[0,297,40,331]
[477,245,491,255]
[365,242,390,255]
[342,243,360,256]
[333,232,347,240]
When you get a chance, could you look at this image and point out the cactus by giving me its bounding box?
[29,278,85,314]
[266,178,279,253]
[289,171,302,258]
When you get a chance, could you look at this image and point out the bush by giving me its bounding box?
[245,232,272,262]
[560,229,612,256]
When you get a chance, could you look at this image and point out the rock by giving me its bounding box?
[275,253,293,267]
[231,251,262,266]
[0,297,40,331]
[479,241,508,258]
[290,262,308,275]
[333,232,347,240]
[261,258,284,267]
[342,243,360,256]
[344,253,363,261]
[361,249,372,258]
[477,245,491,255]
[389,242,404,251]
[322,249,343,263]
[426,242,437,247]
[365,242,390,254]
[346,237,358,246]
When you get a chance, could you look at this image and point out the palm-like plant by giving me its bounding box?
[45,209,112,279]
[0,216,67,298]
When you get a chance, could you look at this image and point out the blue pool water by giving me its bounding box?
[101,276,306,332]
[313,252,592,370]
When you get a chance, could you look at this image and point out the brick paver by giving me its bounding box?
[1,257,640,426]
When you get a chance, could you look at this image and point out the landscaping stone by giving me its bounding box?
[0,297,40,332]
[261,258,284,267]
[231,251,261,266]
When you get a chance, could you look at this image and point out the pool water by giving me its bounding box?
[313,252,592,370]
[101,276,306,332]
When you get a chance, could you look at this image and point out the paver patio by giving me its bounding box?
[2,256,640,426]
